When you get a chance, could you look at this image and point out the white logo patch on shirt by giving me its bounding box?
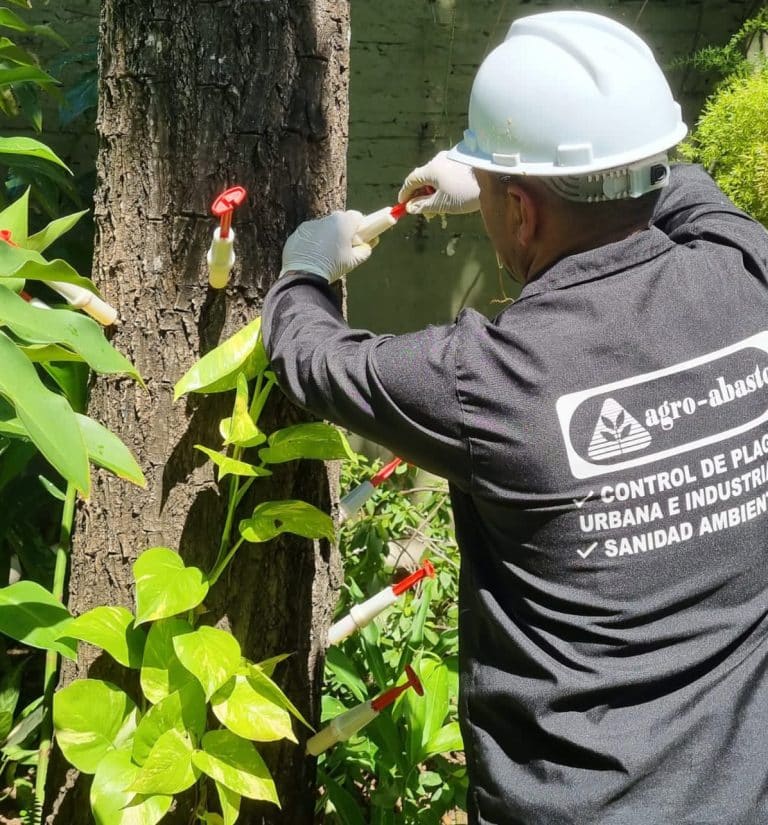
[587,399,652,461]
[557,332,768,479]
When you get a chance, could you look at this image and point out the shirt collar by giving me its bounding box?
[515,226,674,302]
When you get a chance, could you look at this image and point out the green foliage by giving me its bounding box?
[669,8,768,79]
[49,36,98,128]
[133,547,209,626]
[65,606,146,669]
[50,549,303,822]
[239,500,334,543]
[673,9,768,227]
[0,646,43,823]
[0,580,76,659]
[258,421,355,464]
[0,15,115,817]
[318,456,466,824]
[53,679,138,774]
[0,5,89,218]
[0,190,143,498]
[680,63,768,226]
[173,316,268,398]
[90,748,172,825]
[45,320,349,822]
[175,322,349,588]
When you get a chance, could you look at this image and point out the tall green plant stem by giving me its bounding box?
[210,375,276,577]
[35,482,77,821]
[208,537,245,587]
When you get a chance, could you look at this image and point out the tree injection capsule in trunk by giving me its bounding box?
[306,665,423,756]
[327,559,435,646]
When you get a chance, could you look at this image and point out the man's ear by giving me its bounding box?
[506,182,538,247]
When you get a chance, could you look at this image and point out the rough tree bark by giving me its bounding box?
[49,1,349,822]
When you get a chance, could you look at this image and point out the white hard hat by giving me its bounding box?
[448,11,688,200]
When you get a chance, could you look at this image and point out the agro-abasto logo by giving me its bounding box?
[557,332,768,479]
[587,398,652,461]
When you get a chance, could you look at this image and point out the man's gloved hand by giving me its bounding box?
[398,150,481,217]
[280,210,375,282]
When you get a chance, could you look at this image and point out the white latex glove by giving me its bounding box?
[398,150,481,217]
[280,210,375,282]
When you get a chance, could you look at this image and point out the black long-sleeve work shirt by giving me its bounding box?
[263,165,768,824]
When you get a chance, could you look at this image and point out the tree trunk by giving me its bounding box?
[48,1,349,822]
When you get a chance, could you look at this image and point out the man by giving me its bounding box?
[263,10,768,824]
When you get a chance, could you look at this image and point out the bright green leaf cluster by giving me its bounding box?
[0,190,144,495]
[174,317,268,398]
[52,546,309,823]
[680,62,768,227]
[175,318,342,590]
[45,308,353,821]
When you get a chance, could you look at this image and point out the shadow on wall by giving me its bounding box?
[347,211,517,336]
[346,0,752,335]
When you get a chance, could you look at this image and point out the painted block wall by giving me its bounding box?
[19,0,756,333]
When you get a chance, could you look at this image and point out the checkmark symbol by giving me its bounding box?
[577,542,598,560]
[573,490,594,509]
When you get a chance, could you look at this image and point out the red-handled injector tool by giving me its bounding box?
[327,559,436,646]
[339,456,404,522]
[306,665,423,756]
[208,185,247,289]
[353,186,436,246]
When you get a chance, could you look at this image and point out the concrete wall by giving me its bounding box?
[19,0,756,331]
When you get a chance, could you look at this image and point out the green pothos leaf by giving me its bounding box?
[192,730,279,804]
[63,605,145,668]
[194,445,272,482]
[174,317,268,398]
[53,680,138,774]
[258,422,354,464]
[238,500,334,544]
[133,547,208,625]
[90,747,172,825]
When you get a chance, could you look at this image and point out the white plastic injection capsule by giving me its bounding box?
[339,480,375,522]
[49,280,118,326]
[306,665,423,756]
[327,559,436,646]
[338,457,403,523]
[353,205,404,246]
[207,226,236,289]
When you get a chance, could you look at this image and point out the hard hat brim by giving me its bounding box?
[447,121,688,177]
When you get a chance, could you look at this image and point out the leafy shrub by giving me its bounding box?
[677,12,768,226]
[52,549,307,825]
[43,321,354,824]
[680,63,768,226]
[318,456,466,825]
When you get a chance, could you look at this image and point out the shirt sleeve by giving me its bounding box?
[261,271,472,490]
[652,163,768,283]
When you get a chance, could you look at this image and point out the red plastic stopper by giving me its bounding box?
[211,185,247,238]
[392,559,436,597]
[371,457,403,487]
[371,664,424,712]
[406,664,424,697]
[211,186,247,217]
[390,186,436,222]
